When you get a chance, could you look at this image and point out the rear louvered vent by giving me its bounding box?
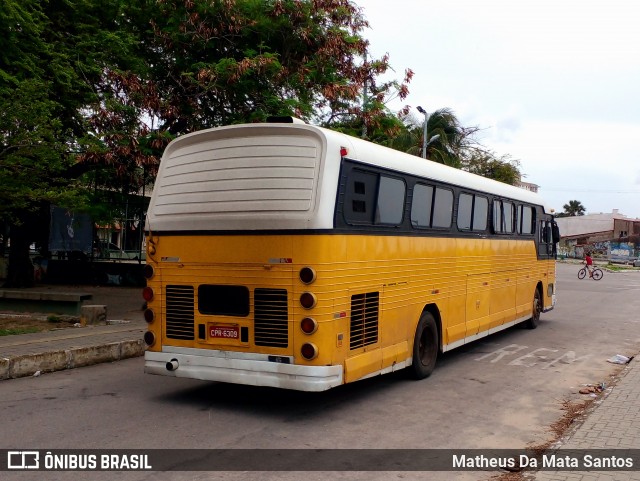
[350,292,379,350]
[254,288,288,348]
[166,285,195,340]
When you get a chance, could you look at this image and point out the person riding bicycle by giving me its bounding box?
[584,252,594,277]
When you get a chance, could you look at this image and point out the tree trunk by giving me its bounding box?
[4,220,36,288]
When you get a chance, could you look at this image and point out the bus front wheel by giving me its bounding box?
[524,289,541,329]
[410,312,439,379]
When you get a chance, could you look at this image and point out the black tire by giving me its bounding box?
[577,268,586,279]
[410,312,439,379]
[524,289,541,329]
[592,268,603,280]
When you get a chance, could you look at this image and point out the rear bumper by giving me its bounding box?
[145,347,343,392]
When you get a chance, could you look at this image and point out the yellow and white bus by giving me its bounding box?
[142,118,558,392]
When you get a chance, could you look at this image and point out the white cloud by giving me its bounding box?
[355,0,640,217]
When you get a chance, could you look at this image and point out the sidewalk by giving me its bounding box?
[532,356,640,481]
[0,285,146,380]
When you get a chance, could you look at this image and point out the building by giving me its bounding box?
[517,180,539,193]
[555,209,640,262]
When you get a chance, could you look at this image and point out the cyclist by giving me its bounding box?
[584,252,594,277]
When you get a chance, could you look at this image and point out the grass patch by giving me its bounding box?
[0,327,40,336]
[0,315,79,336]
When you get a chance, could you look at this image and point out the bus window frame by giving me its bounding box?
[457,192,489,233]
[410,183,454,230]
[492,199,516,235]
[375,174,407,226]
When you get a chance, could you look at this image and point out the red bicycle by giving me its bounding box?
[578,266,603,280]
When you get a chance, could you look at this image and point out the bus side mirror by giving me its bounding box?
[552,222,560,244]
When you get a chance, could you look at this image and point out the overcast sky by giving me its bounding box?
[355,0,640,218]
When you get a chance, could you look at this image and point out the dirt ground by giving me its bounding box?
[0,313,79,335]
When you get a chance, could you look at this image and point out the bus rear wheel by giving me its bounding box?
[524,289,541,329]
[410,312,438,379]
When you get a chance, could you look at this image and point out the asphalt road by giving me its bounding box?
[2,262,639,481]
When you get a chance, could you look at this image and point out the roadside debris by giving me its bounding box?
[607,354,633,364]
[579,382,605,395]
[33,370,41,377]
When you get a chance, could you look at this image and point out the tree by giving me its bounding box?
[386,108,522,185]
[558,200,586,217]
[78,0,414,208]
[2,0,414,286]
[389,108,466,167]
[0,0,144,286]
[94,0,411,137]
[462,151,522,186]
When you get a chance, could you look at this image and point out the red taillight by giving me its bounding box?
[143,331,156,346]
[299,267,316,285]
[142,287,154,302]
[144,308,155,323]
[340,146,348,157]
[143,264,154,279]
[300,317,318,334]
[301,343,318,360]
[299,292,317,309]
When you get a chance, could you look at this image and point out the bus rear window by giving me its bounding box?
[198,285,250,316]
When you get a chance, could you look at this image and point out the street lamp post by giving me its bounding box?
[416,106,428,159]
[416,105,440,160]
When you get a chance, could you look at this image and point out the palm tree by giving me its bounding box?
[561,200,586,216]
[389,108,469,167]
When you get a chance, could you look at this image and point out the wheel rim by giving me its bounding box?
[533,292,541,322]
[593,269,603,280]
[419,329,436,366]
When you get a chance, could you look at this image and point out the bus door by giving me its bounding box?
[465,273,491,337]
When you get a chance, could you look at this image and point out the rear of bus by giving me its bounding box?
[143,122,348,391]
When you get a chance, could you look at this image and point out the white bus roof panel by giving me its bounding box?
[146,122,551,232]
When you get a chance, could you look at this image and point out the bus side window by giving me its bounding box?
[493,200,515,234]
[458,193,487,231]
[410,184,434,227]
[375,176,406,225]
[517,205,534,234]
[457,193,473,230]
[539,220,555,256]
[432,187,453,228]
[344,170,378,224]
[473,196,488,231]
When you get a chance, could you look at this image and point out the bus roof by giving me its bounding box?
[146,121,552,233]
[311,123,550,211]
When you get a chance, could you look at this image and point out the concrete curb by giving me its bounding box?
[0,339,146,380]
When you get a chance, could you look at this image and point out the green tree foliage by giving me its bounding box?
[557,200,586,217]
[463,151,522,186]
[1,0,412,286]
[0,0,143,286]
[390,108,466,167]
[92,0,410,134]
[387,108,522,184]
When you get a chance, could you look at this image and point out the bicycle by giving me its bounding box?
[578,265,603,280]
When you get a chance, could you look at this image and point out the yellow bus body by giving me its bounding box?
[144,233,555,390]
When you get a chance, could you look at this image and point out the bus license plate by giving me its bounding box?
[209,324,239,339]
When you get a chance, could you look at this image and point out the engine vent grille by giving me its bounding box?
[254,288,288,347]
[165,285,195,340]
[350,292,379,350]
